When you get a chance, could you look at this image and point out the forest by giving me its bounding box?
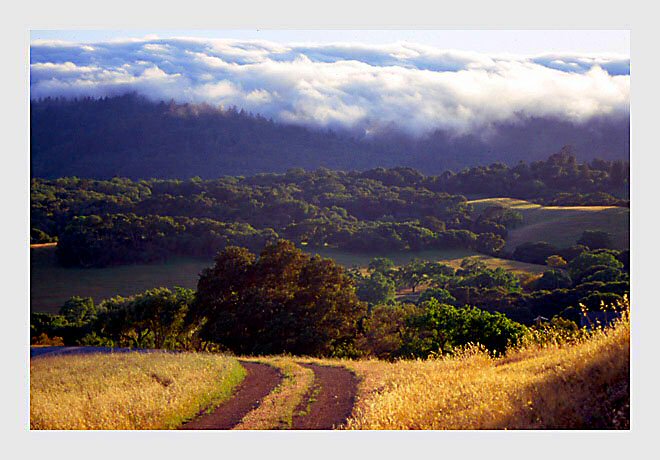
[30,94,630,179]
[31,150,628,268]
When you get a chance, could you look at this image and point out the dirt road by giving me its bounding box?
[292,363,358,430]
[181,361,282,430]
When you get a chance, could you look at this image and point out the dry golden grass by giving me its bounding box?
[234,357,315,430]
[30,352,245,430]
[467,197,629,251]
[339,314,629,429]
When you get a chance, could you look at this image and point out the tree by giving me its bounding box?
[536,270,573,290]
[397,259,428,293]
[569,250,624,282]
[418,288,457,305]
[357,272,396,306]
[476,232,505,255]
[59,296,96,324]
[577,230,613,250]
[189,240,367,357]
[130,287,194,349]
[368,257,395,274]
[512,241,559,264]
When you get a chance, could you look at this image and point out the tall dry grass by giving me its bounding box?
[342,311,629,430]
[30,352,245,430]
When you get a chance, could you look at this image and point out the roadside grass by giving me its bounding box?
[30,352,245,430]
[337,311,629,430]
[467,197,629,251]
[234,357,315,430]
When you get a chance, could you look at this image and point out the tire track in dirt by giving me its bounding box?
[181,361,282,430]
[291,363,358,430]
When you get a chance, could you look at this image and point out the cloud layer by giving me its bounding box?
[30,38,630,137]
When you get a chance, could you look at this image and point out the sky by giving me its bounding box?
[29,30,630,137]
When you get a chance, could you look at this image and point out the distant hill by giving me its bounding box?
[30,94,629,179]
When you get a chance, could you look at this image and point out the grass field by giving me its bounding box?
[30,309,629,430]
[339,307,630,429]
[31,244,546,313]
[468,198,630,251]
[30,352,245,430]
[306,247,548,275]
[30,245,212,313]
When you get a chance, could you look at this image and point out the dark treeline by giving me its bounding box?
[32,150,629,267]
[31,94,629,179]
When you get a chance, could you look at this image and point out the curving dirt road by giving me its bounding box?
[292,363,358,430]
[181,361,282,430]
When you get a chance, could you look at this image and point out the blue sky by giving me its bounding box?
[30,30,630,55]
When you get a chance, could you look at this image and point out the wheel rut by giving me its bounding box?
[291,363,358,430]
[181,361,282,430]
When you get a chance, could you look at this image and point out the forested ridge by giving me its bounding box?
[32,149,628,267]
[31,94,630,179]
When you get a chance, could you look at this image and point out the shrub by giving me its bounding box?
[402,299,529,357]
[577,230,613,250]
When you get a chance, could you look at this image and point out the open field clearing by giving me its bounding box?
[31,244,546,313]
[338,315,629,429]
[305,247,547,275]
[30,352,245,430]
[468,198,629,250]
[31,245,210,313]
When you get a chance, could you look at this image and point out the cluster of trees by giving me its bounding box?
[32,240,536,359]
[55,214,276,267]
[33,151,628,266]
[32,239,629,360]
[350,243,628,326]
[511,230,625,266]
[32,170,513,265]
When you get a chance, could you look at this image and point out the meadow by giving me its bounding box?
[468,198,630,251]
[30,352,245,430]
[30,245,211,313]
[31,243,548,313]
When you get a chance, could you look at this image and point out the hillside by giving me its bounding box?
[31,95,629,179]
[468,198,630,251]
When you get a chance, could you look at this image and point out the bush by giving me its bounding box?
[402,299,528,357]
[512,241,559,264]
[31,333,64,346]
[578,230,613,250]
[535,270,573,290]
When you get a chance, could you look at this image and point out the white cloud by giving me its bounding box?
[29,38,630,137]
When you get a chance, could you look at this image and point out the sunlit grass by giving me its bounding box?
[467,197,629,251]
[340,311,629,429]
[30,352,245,430]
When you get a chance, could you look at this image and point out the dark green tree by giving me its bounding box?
[190,240,367,356]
